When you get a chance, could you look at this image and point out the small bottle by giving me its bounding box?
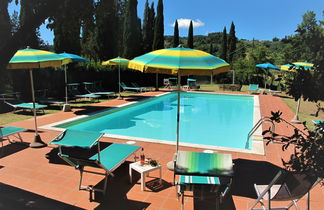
[140,148,145,166]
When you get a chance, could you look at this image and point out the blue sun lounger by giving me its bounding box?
[248,84,259,94]
[1,126,27,154]
[67,83,100,102]
[83,82,115,97]
[312,120,323,125]
[131,82,154,92]
[4,101,47,113]
[120,82,145,92]
[50,129,141,196]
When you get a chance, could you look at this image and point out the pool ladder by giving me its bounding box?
[245,117,275,149]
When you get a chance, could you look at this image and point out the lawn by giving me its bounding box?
[0,92,138,126]
[281,96,323,130]
[1,86,323,131]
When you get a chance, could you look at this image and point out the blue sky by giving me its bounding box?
[9,0,323,44]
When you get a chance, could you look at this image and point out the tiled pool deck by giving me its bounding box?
[1,91,323,210]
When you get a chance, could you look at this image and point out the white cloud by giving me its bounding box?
[171,19,205,29]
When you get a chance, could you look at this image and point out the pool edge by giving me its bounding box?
[40,92,264,155]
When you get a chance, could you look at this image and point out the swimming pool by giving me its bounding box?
[55,92,256,150]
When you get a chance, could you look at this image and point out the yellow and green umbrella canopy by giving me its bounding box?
[102,57,130,99]
[6,48,72,148]
[128,46,230,153]
[280,62,315,72]
[101,56,129,66]
[128,46,230,76]
[7,48,71,69]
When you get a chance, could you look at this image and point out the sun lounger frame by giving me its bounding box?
[119,82,145,92]
[0,126,27,156]
[4,101,46,114]
[51,130,140,197]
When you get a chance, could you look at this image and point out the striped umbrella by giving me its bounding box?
[280,62,315,72]
[60,53,89,107]
[256,63,280,88]
[128,46,230,152]
[102,57,129,99]
[7,47,72,148]
[256,63,279,70]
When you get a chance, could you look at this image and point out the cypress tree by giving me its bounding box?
[227,21,237,63]
[142,0,150,52]
[81,0,95,59]
[148,2,155,50]
[95,0,118,60]
[153,0,164,50]
[0,0,12,49]
[123,0,141,58]
[220,26,227,61]
[173,19,179,47]
[142,0,154,53]
[209,43,213,54]
[187,20,193,48]
[116,0,127,56]
[20,0,44,49]
[137,17,143,54]
[50,0,82,54]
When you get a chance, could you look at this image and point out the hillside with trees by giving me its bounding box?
[0,1,323,102]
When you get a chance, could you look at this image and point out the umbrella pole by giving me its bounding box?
[117,64,122,99]
[29,69,47,148]
[62,65,71,111]
[264,72,267,89]
[65,65,68,104]
[291,98,302,124]
[176,72,181,153]
[155,73,159,91]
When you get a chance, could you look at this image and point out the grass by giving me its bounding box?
[1,87,323,131]
[281,95,323,130]
[0,92,139,126]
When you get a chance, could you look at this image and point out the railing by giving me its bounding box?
[245,116,275,149]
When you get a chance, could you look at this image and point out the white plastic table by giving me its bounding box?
[129,161,162,191]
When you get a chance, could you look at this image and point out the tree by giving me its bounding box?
[20,0,45,49]
[94,0,118,60]
[209,43,213,54]
[142,0,150,52]
[152,0,164,50]
[220,27,227,61]
[115,0,127,56]
[263,111,324,181]
[0,0,59,72]
[148,2,155,50]
[48,0,82,54]
[123,0,141,58]
[0,0,13,50]
[227,21,237,63]
[284,11,324,122]
[173,19,179,47]
[187,20,193,48]
[80,0,96,59]
[142,0,154,53]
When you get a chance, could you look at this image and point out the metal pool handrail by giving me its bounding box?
[245,116,275,149]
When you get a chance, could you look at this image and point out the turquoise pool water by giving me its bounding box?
[56,92,254,149]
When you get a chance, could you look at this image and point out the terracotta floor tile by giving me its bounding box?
[1,91,323,209]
